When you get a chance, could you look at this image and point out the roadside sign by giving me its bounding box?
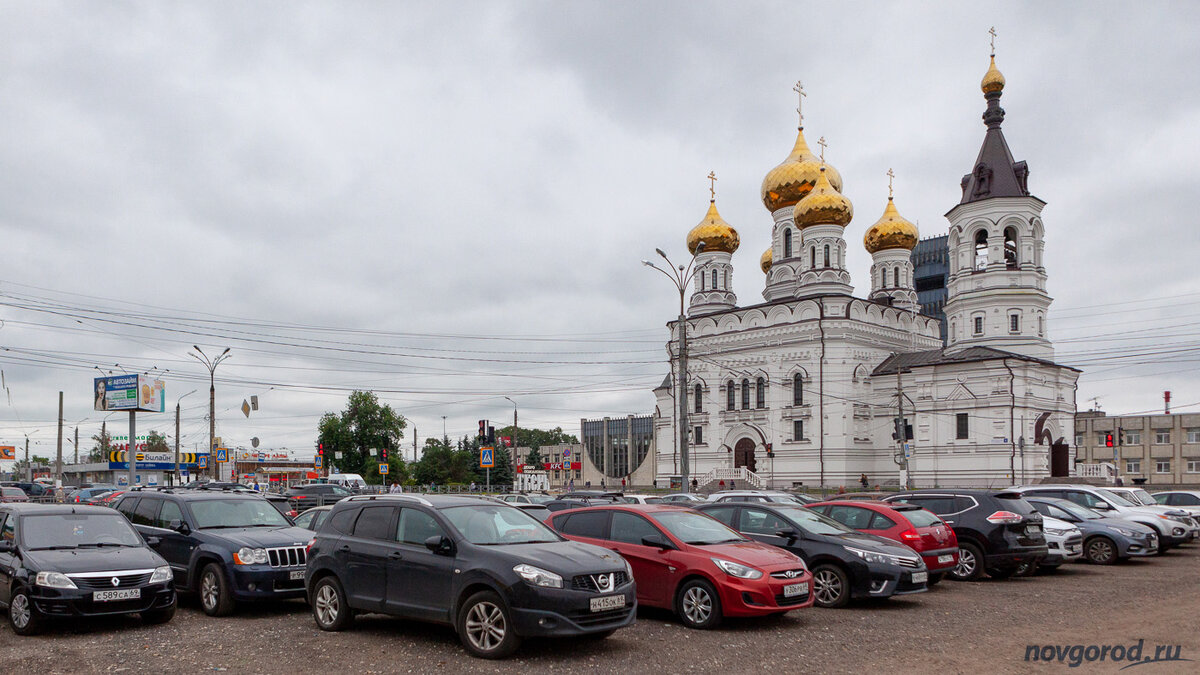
[216,448,228,462]
[378,463,389,475]
[480,446,495,469]
[903,443,912,459]
[314,455,323,469]
[562,448,570,458]
[198,455,208,469]
[94,374,165,413]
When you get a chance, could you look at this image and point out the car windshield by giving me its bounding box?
[773,506,858,535]
[655,511,746,545]
[442,504,561,545]
[1050,500,1102,520]
[770,495,812,505]
[898,508,944,528]
[1128,489,1157,506]
[1096,489,1137,507]
[526,494,554,504]
[22,514,143,550]
[191,499,292,529]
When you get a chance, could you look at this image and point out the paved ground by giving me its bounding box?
[3,547,1198,674]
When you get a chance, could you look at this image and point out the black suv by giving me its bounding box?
[697,502,927,608]
[882,490,1047,580]
[286,483,355,512]
[305,494,635,659]
[0,503,176,634]
[114,490,315,616]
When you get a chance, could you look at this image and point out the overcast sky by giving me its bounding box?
[2,2,1199,468]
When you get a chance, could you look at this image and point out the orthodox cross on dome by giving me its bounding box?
[989,26,997,57]
[887,168,895,199]
[817,136,827,162]
[707,171,717,201]
[793,80,806,125]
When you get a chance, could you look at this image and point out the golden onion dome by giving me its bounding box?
[981,55,1005,94]
[864,197,919,254]
[792,166,853,229]
[760,127,843,212]
[760,247,773,273]
[686,200,740,255]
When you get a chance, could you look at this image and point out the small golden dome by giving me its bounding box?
[760,247,773,273]
[687,201,740,255]
[981,55,1005,94]
[792,167,853,229]
[864,198,919,254]
[760,127,843,212]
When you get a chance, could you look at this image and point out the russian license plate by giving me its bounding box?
[937,554,953,564]
[93,588,140,602]
[911,571,928,584]
[783,582,808,598]
[590,594,625,612]
[289,570,305,581]
[1025,525,1041,535]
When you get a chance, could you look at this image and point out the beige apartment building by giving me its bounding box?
[1075,411,1200,485]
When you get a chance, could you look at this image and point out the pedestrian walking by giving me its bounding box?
[860,473,869,489]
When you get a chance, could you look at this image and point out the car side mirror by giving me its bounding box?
[145,536,161,546]
[775,528,800,542]
[641,534,673,550]
[425,535,454,556]
[170,519,190,535]
[0,541,14,554]
[1092,502,1111,510]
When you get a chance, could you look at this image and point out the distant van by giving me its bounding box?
[326,473,368,490]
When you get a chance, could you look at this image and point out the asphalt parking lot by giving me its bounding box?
[3,547,1197,674]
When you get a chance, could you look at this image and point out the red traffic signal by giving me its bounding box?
[1104,433,1114,448]
[478,420,487,439]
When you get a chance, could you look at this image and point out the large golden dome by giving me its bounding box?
[760,127,843,212]
[760,247,772,273]
[864,197,919,254]
[981,55,1005,94]
[792,166,853,229]
[687,201,740,255]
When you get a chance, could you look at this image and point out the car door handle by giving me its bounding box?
[338,545,350,552]
[389,551,403,559]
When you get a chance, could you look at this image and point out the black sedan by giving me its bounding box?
[0,503,176,634]
[697,501,927,608]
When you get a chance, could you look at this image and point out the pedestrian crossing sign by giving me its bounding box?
[378,463,389,475]
[198,455,208,469]
[216,448,228,463]
[480,446,494,468]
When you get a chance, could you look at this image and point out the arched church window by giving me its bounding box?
[1038,315,1044,336]
[793,373,804,406]
[694,384,703,413]
[974,229,989,270]
[726,381,735,410]
[756,377,766,409]
[723,269,728,288]
[810,246,816,269]
[881,267,888,287]
[784,229,792,258]
[700,274,705,291]
[824,245,830,267]
[741,379,750,410]
[712,269,718,290]
[1004,227,1018,269]
[894,265,901,287]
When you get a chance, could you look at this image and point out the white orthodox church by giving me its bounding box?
[653,51,1080,489]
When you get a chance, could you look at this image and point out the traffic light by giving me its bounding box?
[478,420,487,440]
[381,446,388,462]
[318,442,324,456]
[892,417,903,441]
[1117,428,1124,446]
[905,421,914,441]
[488,426,496,445]
[1104,433,1114,448]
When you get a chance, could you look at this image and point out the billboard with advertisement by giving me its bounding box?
[516,461,581,473]
[0,446,15,461]
[94,375,165,413]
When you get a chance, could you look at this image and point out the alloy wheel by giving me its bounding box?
[955,548,977,578]
[813,569,843,606]
[10,594,30,629]
[465,601,506,653]
[682,586,713,625]
[1087,539,1115,564]
[314,584,340,626]
[201,572,219,611]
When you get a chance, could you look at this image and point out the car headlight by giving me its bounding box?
[35,571,77,589]
[620,556,633,577]
[1045,527,1067,537]
[513,563,563,588]
[234,547,269,565]
[711,558,763,579]
[149,565,172,584]
[1112,527,1136,537]
[845,547,891,565]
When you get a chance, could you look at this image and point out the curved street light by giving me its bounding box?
[190,346,231,479]
[642,241,704,492]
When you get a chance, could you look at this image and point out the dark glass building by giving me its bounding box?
[911,234,949,343]
[582,415,655,479]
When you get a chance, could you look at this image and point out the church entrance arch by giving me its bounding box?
[733,438,757,473]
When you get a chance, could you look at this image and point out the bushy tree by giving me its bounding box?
[145,431,169,454]
[317,391,407,482]
[496,425,578,451]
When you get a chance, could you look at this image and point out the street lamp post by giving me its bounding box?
[643,242,705,493]
[504,396,518,484]
[175,390,198,485]
[190,346,231,479]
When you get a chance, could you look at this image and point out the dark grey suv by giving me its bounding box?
[305,494,635,659]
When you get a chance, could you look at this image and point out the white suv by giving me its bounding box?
[1013,484,1197,551]
[705,490,813,505]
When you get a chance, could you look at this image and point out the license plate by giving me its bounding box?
[93,588,141,602]
[783,582,808,598]
[1191,531,1199,539]
[937,554,953,564]
[590,594,625,612]
[911,571,928,584]
[1025,525,1041,535]
[289,570,305,581]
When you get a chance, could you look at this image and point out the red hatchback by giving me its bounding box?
[549,504,814,629]
[808,501,959,583]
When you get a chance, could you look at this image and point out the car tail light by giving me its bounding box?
[985,510,1023,524]
[288,510,298,518]
[900,529,922,543]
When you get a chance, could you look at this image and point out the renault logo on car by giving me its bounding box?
[111,577,120,587]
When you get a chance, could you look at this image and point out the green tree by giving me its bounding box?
[89,428,114,462]
[145,431,169,454]
[496,425,578,451]
[316,391,407,482]
[525,447,543,467]
[412,436,475,486]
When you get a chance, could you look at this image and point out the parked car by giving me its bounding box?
[620,494,666,504]
[292,505,333,531]
[0,503,177,634]
[881,490,1047,581]
[1113,487,1200,521]
[1010,485,1196,551]
[660,493,707,504]
[0,482,50,499]
[551,503,813,627]
[285,483,355,511]
[89,490,125,507]
[826,492,891,501]
[114,490,314,616]
[559,491,626,503]
[697,501,926,607]
[261,493,297,521]
[306,494,635,658]
[1015,515,1082,575]
[509,503,553,523]
[1,487,29,503]
[806,500,958,584]
[543,498,593,513]
[705,490,814,506]
[1023,496,1159,564]
[66,486,116,504]
[1153,490,1200,515]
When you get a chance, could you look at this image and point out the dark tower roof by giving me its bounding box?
[958,57,1032,204]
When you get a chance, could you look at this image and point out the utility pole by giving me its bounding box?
[413,427,418,463]
[73,426,79,464]
[175,402,182,485]
[25,437,30,482]
[896,370,907,489]
[505,397,518,483]
[56,391,64,491]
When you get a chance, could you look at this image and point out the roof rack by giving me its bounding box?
[346,494,433,507]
